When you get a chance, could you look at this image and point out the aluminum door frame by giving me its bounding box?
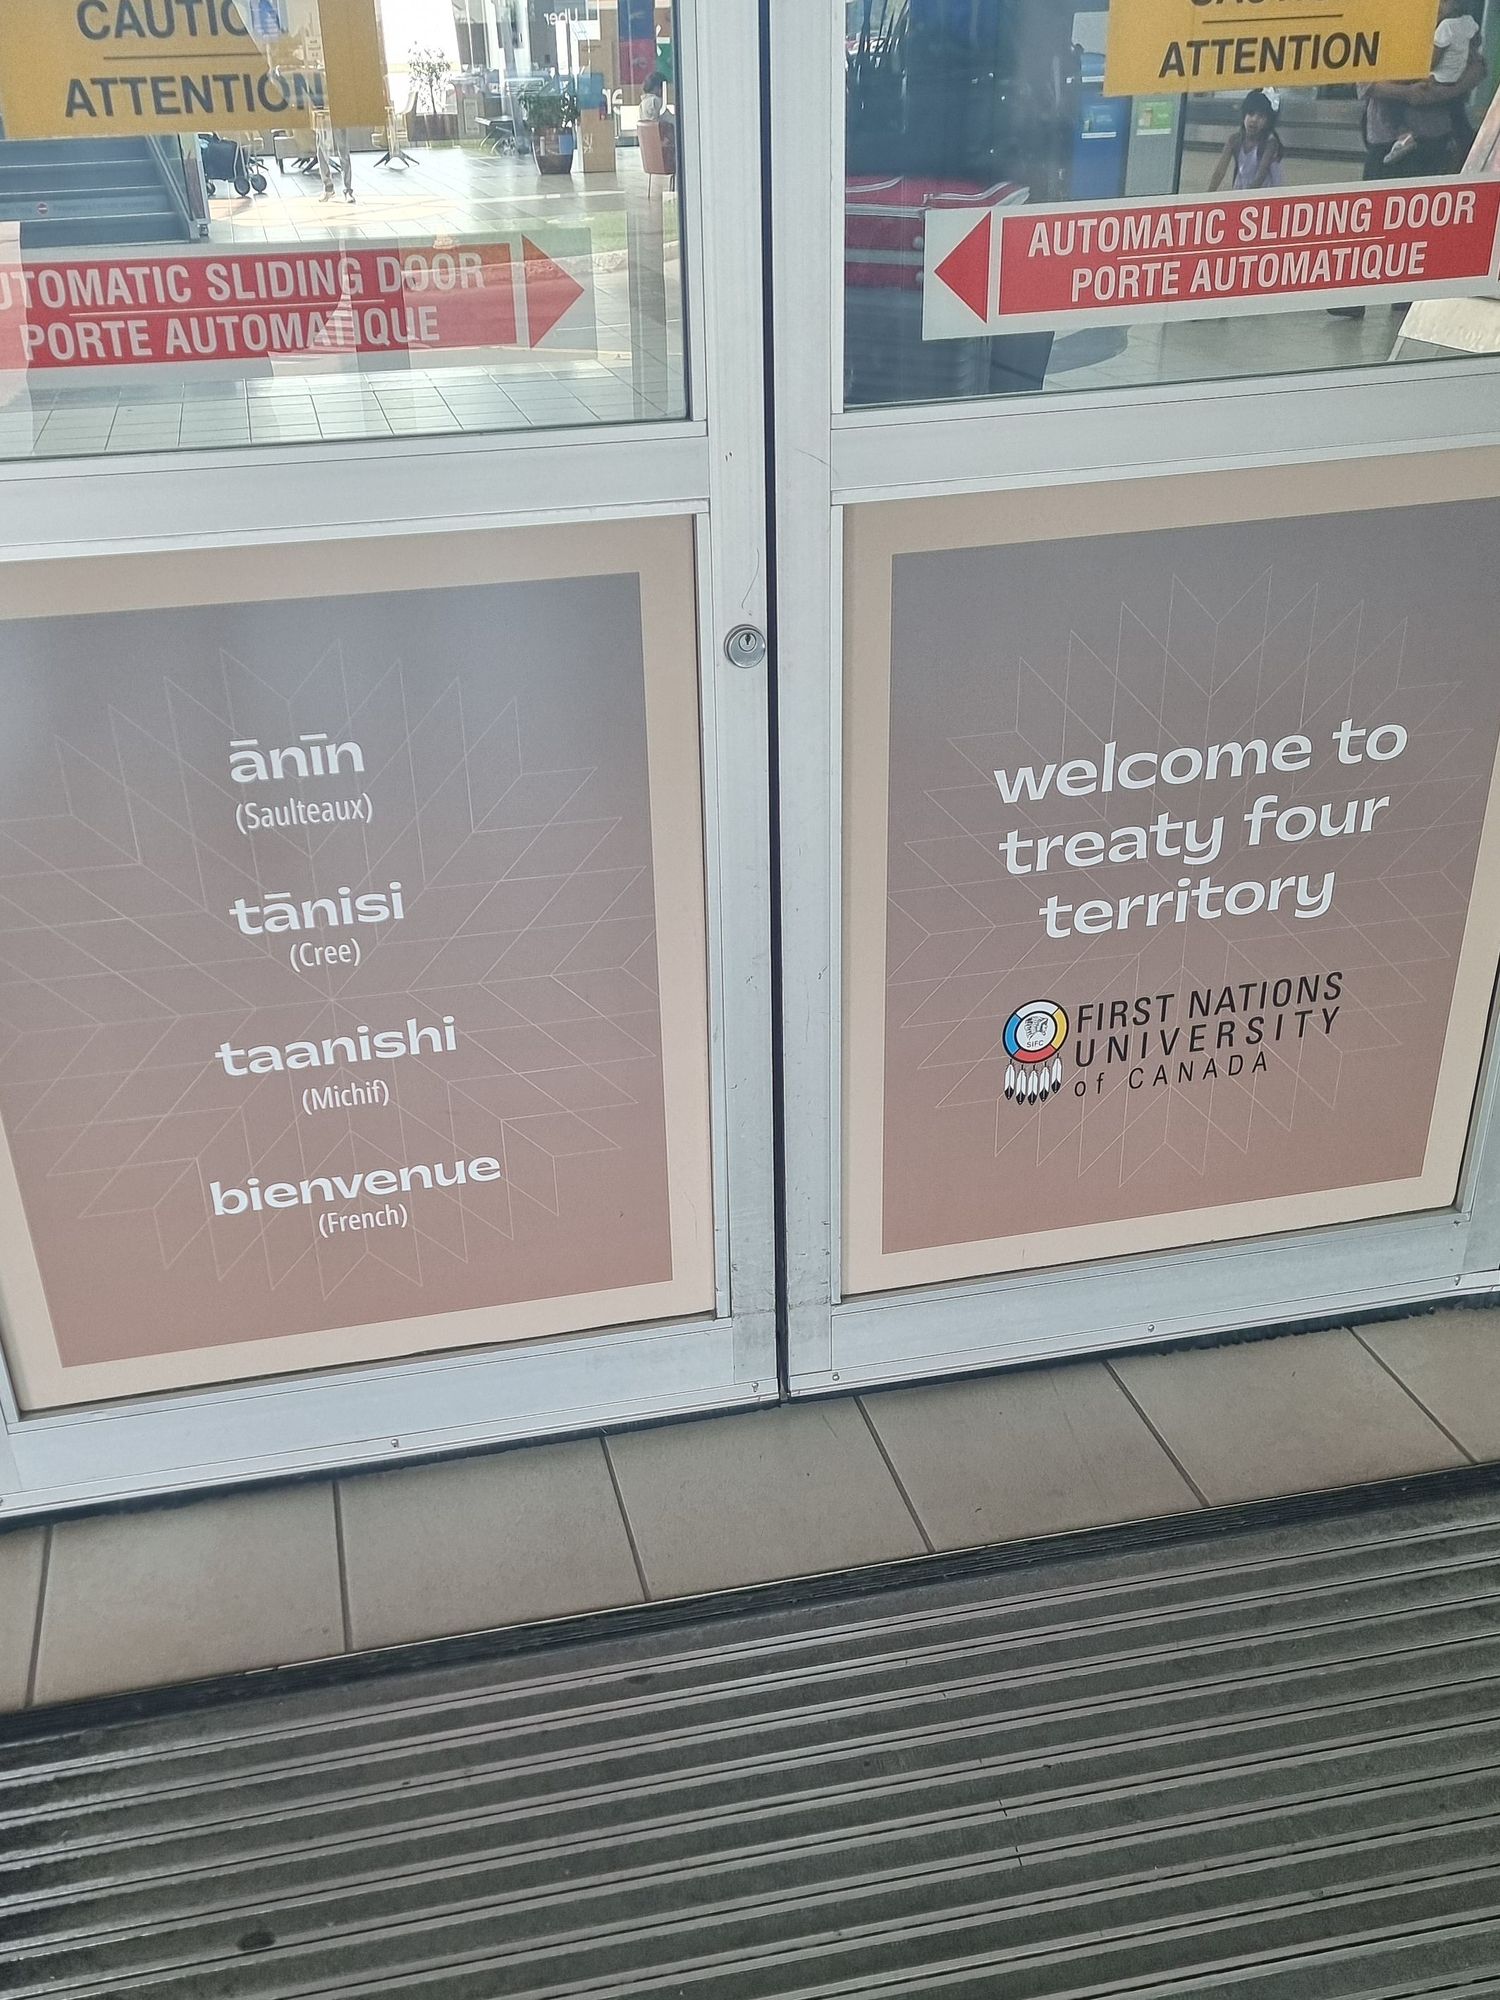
[772,0,1500,1397]
[0,0,777,1518]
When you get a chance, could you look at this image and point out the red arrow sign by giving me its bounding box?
[933,211,992,321]
[7,238,598,370]
[522,236,587,344]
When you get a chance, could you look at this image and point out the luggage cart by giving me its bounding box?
[198,135,269,198]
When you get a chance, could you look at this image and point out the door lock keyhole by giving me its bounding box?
[724,623,767,668]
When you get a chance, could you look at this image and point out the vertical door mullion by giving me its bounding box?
[671,0,778,1366]
[769,0,844,1378]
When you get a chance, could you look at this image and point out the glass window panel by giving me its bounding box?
[845,0,1500,406]
[0,0,685,459]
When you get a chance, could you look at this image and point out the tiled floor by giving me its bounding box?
[1044,304,1431,397]
[606,1397,928,1596]
[0,145,684,460]
[1,1306,1495,1713]
[1112,1326,1469,1505]
[338,1438,643,1650]
[0,1531,43,1711]
[30,1482,344,1707]
[861,1360,1199,1546]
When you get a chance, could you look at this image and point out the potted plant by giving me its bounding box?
[519,81,579,175]
[407,46,456,144]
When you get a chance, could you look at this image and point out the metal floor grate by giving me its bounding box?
[4,1480,1500,1998]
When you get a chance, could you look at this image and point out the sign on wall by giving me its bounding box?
[1103,0,1435,95]
[0,522,713,1408]
[0,0,387,139]
[0,237,593,373]
[923,180,1500,338]
[843,477,1500,1294]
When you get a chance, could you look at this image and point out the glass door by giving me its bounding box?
[775,0,1500,1394]
[0,0,775,1513]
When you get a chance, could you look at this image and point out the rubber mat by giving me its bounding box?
[3,1479,1500,1998]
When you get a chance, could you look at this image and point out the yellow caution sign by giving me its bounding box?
[0,0,388,139]
[1104,0,1439,97]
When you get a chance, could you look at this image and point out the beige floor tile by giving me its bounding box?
[1357,1308,1500,1461]
[862,1363,1200,1550]
[1112,1329,1465,1508]
[0,1530,44,1711]
[339,1440,642,1651]
[607,1401,926,1599]
[33,1485,342,1707]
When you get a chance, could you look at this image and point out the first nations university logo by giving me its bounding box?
[1003,1000,1069,1106]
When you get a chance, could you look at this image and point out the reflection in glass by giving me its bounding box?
[845,0,1496,405]
[0,0,686,460]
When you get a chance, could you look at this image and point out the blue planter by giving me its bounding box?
[533,128,576,175]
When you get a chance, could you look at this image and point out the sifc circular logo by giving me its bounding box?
[1003,1000,1068,1106]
